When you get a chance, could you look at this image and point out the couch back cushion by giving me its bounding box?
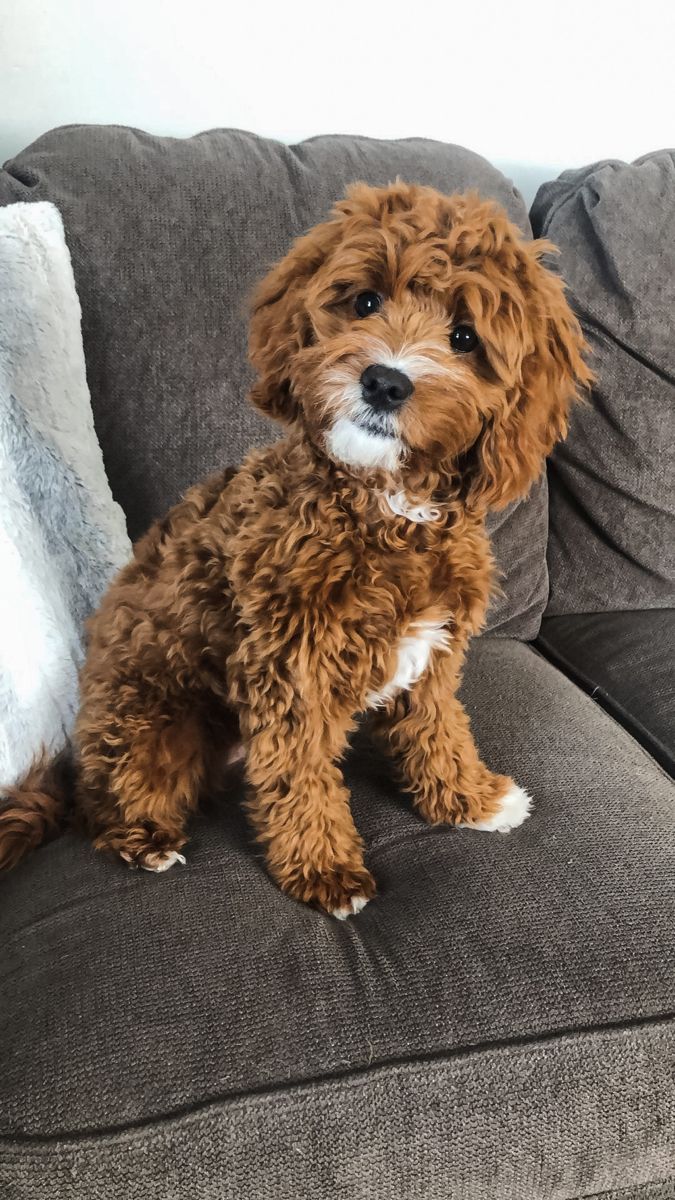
[1,126,544,637]
[531,151,675,614]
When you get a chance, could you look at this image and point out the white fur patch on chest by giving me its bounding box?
[366,619,451,708]
[385,491,442,524]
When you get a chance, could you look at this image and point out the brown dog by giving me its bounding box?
[0,183,590,916]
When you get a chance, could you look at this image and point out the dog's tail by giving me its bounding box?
[0,748,73,871]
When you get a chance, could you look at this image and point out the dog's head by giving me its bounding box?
[249,182,590,509]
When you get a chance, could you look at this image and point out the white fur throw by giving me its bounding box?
[0,202,131,787]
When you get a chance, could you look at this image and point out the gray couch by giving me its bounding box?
[0,129,673,1200]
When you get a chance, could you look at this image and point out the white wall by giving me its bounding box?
[1,0,673,205]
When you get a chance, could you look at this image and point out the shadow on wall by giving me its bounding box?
[494,161,566,210]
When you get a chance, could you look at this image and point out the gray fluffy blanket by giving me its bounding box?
[0,202,130,787]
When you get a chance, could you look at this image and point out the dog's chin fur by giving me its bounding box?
[0,181,591,917]
[325,417,404,472]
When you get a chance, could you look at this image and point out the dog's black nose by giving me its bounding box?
[360,364,413,411]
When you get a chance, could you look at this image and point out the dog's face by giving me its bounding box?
[249,183,590,509]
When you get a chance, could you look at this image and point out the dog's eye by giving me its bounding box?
[354,291,382,318]
[450,324,479,353]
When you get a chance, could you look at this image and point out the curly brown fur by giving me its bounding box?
[0,749,74,871]
[0,184,590,914]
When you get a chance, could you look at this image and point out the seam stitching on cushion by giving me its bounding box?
[1,1013,673,1156]
[533,637,674,781]
[577,1176,675,1200]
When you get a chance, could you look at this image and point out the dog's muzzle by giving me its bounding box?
[360,364,413,412]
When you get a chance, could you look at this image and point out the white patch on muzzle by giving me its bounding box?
[323,338,453,472]
[326,417,403,471]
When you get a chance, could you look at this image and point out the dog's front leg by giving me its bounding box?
[240,693,375,917]
[375,652,531,833]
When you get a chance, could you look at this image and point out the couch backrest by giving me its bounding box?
[1,126,547,637]
[531,150,675,614]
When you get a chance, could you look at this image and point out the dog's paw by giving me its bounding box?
[121,848,186,872]
[281,862,376,918]
[332,893,371,920]
[321,867,376,919]
[462,783,532,833]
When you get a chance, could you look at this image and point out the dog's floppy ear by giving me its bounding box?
[465,240,592,511]
[248,218,342,423]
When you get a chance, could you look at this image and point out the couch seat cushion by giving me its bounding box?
[1,639,673,1198]
[538,610,674,776]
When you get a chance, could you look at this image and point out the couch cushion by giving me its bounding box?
[1,639,673,1198]
[1,125,544,638]
[531,151,675,615]
[538,609,674,776]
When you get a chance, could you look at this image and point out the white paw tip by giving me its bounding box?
[140,850,187,873]
[331,894,370,919]
[464,784,532,833]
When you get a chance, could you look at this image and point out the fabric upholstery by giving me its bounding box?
[538,610,674,776]
[0,125,544,637]
[1,638,673,1198]
[530,151,675,615]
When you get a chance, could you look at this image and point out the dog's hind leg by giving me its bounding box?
[77,699,210,872]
